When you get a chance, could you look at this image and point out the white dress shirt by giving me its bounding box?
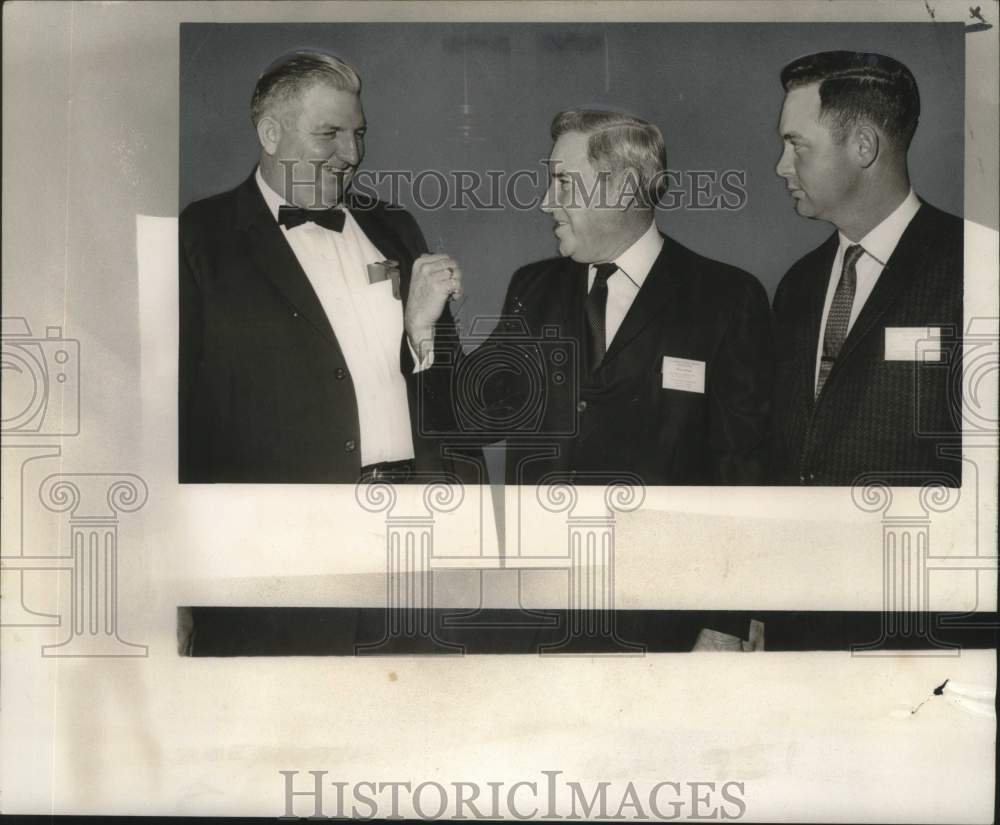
[256,168,415,466]
[587,220,665,344]
[813,189,921,389]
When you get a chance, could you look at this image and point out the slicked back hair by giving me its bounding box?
[251,51,362,127]
[551,109,668,207]
[781,50,920,150]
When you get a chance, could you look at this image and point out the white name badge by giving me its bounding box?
[661,356,706,393]
[885,327,942,362]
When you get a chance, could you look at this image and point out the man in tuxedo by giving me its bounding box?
[179,52,464,483]
[771,51,963,486]
[407,109,773,485]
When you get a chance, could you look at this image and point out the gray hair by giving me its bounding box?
[251,51,362,126]
[551,109,668,206]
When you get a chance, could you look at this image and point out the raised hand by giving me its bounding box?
[404,253,463,359]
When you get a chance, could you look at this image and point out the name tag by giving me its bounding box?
[661,356,706,393]
[885,327,941,362]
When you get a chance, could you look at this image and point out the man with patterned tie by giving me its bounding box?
[435,109,774,485]
[179,52,465,483]
[771,51,963,485]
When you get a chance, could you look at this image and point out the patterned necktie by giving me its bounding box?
[584,263,618,373]
[277,204,346,232]
[816,243,865,397]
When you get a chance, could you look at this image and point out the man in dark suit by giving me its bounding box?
[409,109,773,485]
[180,52,464,483]
[771,51,963,486]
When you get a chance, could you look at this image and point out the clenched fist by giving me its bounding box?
[404,253,463,360]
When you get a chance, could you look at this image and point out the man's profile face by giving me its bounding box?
[272,82,367,207]
[776,83,859,225]
[541,131,632,263]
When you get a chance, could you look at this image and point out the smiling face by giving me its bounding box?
[262,82,367,207]
[540,131,635,263]
[775,83,861,226]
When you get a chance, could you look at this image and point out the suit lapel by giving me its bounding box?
[828,202,933,379]
[566,258,589,341]
[599,236,680,370]
[235,175,339,347]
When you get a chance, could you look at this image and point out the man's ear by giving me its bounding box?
[854,124,880,169]
[256,115,282,156]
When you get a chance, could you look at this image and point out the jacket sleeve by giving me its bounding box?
[411,263,540,444]
[707,274,776,484]
[178,212,210,482]
[451,266,544,441]
[396,210,467,440]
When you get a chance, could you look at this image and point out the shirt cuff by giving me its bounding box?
[408,338,435,373]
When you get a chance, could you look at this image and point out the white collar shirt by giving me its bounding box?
[814,189,922,389]
[255,168,415,466]
[587,220,665,345]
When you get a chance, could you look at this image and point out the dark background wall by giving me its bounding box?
[180,22,964,330]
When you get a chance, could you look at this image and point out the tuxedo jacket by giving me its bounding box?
[179,173,464,483]
[470,234,774,485]
[770,201,963,486]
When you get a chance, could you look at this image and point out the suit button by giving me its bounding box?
[576,401,588,413]
[335,368,346,380]
[344,439,356,453]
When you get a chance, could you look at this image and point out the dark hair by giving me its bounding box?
[551,109,668,206]
[251,51,361,126]
[780,51,920,149]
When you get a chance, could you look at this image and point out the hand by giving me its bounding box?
[404,253,463,358]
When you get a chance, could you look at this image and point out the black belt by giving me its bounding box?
[359,458,416,483]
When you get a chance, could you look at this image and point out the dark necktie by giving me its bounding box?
[277,204,346,232]
[584,262,618,373]
[816,243,865,397]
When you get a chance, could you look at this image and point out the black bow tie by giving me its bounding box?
[277,204,346,232]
